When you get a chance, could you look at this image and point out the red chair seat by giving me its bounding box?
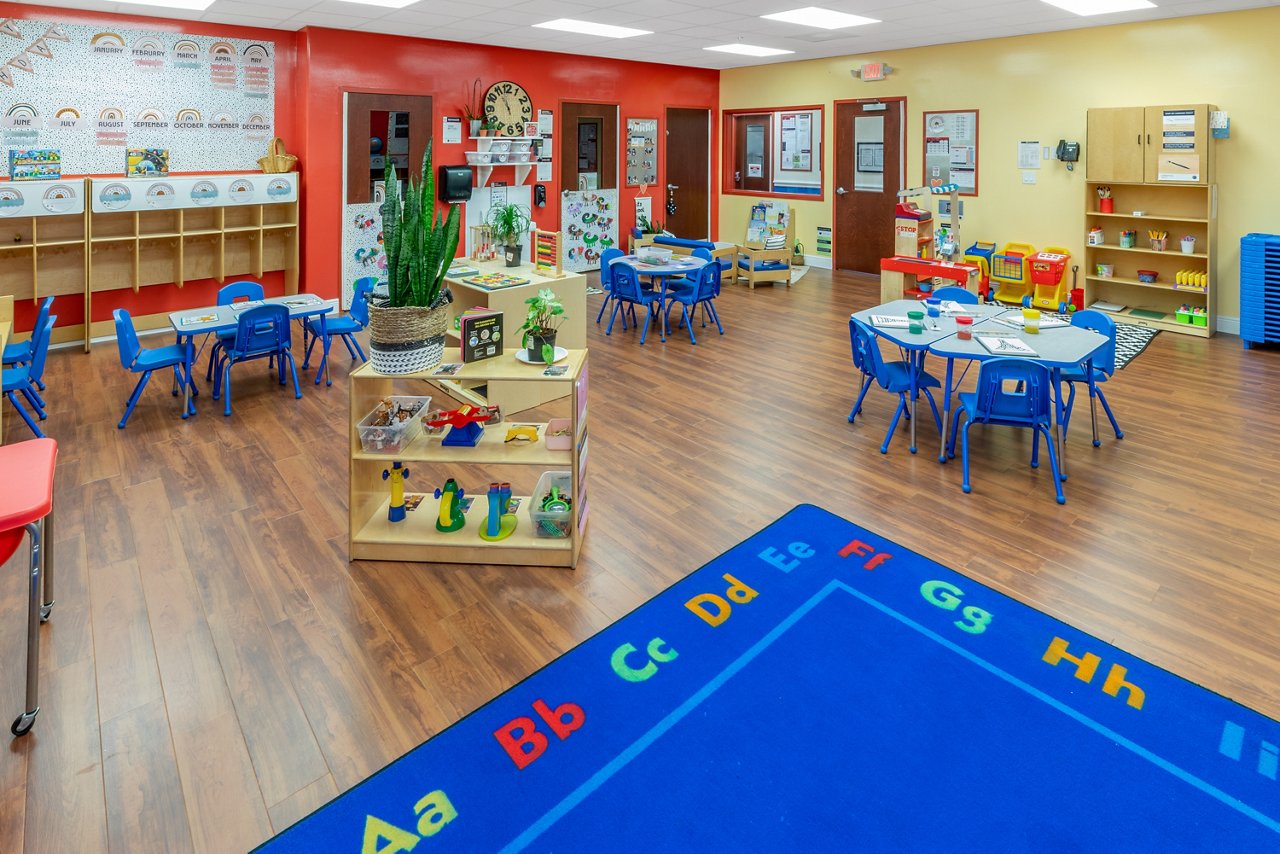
[0,438,57,533]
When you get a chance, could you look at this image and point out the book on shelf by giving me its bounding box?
[459,308,503,363]
[977,336,1037,357]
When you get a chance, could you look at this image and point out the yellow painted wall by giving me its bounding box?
[719,7,1280,323]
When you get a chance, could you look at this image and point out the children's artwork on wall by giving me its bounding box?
[625,118,657,187]
[0,18,275,175]
[343,202,384,309]
[560,189,618,272]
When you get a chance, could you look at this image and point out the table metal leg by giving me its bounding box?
[939,357,955,463]
[181,336,196,419]
[1053,368,1068,481]
[908,351,919,454]
[319,314,333,387]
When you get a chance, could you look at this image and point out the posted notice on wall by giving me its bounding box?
[538,109,554,137]
[442,116,462,144]
[1017,140,1040,169]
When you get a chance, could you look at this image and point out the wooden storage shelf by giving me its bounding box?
[348,348,589,568]
[1085,179,1215,338]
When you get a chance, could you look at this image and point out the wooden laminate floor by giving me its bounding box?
[3,268,1280,851]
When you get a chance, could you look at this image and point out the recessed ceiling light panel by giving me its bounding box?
[533,19,652,38]
[118,0,215,9]
[1039,0,1156,15]
[761,7,880,30]
[704,44,795,57]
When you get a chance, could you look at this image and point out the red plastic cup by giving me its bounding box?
[956,315,974,340]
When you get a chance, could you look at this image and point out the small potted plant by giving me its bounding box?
[486,201,532,267]
[519,288,566,363]
[461,78,482,137]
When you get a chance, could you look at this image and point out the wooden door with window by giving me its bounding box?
[561,102,618,191]
[664,108,711,239]
[834,99,903,275]
[732,113,771,193]
[345,93,432,204]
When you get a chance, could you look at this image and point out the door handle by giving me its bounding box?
[666,184,679,190]
[734,171,741,184]
[836,186,848,195]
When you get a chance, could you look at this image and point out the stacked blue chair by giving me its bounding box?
[113,309,196,428]
[848,318,942,454]
[1060,309,1123,447]
[2,297,54,391]
[304,277,372,385]
[950,357,1065,504]
[1241,233,1280,349]
[3,316,55,438]
[212,304,301,416]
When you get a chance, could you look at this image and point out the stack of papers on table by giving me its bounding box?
[994,313,1070,329]
[977,335,1037,356]
[869,314,910,328]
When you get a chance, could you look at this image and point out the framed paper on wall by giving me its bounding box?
[856,142,883,173]
[922,109,978,196]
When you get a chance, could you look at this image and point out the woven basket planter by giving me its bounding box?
[368,302,449,374]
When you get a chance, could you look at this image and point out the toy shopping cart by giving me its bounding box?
[990,242,1035,306]
[1026,247,1071,313]
[963,240,997,301]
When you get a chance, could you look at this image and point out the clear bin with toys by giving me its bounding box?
[530,470,573,538]
[357,396,431,454]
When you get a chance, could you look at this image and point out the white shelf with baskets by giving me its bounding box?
[466,136,538,187]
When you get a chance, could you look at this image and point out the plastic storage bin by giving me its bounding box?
[530,470,572,538]
[544,418,573,450]
[357,395,431,453]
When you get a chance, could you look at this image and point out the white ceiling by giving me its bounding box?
[24,0,1280,69]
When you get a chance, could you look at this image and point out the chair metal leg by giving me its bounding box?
[848,374,872,423]
[302,330,319,369]
[20,386,46,421]
[1088,382,1101,447]
[350,335,367,364]
[882,396,907,454]
[1096,387,1123,440]
[11,521,41,736]
[922,388,942,433]
[340,334,359,361]
[707,301,724,334]
[285,352,302,399]
[223,362,233,417]
[595,294,613,324]
[961,420,975,494]
[1040,424,1066,504]
[606,301,622,335]
[39,512,52,621]
[681,304,696,344]
[6,391,43,438]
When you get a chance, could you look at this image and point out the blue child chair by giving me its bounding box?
[1060,309,1124,447]
[949,357,1065,504]
[596,248,626,327]
[206,280,266,381]
[608,263,665,344]
[113,309,196,428]
[849,318,942,453]
[304,277,372,385]
[931,285,979,305]
[2,296,54,391]
[3,316,55,438]
[664,258,724,344]
[212,304,301,416]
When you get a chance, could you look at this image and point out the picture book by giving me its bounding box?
[464,273,530,290]
[447,265,480,278]
[179,312,219,326]
[977,335,1037,357]
[460,309,503,363]
[126,148,169,177]
[994,313,1070,329]
[868,315,910,328]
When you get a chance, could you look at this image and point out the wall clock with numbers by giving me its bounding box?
[484,80,533,137]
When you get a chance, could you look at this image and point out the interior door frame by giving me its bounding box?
[664,104,712,239]
[558,99,620,191]
[832,96,906,273]
[342,88,434,206]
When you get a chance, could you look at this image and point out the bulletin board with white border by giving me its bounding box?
[0,16,275,176]
[922,109,978,196]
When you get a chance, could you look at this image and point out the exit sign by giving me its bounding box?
[859,62,888,81]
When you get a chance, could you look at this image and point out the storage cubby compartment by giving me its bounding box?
[262,204,296,226]
[92,212,135,239]
[222,232,255,277]
[138,210,180,236]
[182,234,220,282]
[36,245,87,295]
[89,241,137,291]
[1,220,35,247]
[223,206,258,230]
[262,230,294,271]
[529,470,573,538]
[357,396,432,454]
[37,217,83,244]
[183,208,220,233]
[138,239,182,288]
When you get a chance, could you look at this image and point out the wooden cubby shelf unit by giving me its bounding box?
[349,348,589,568]
[1084,181,1216,337]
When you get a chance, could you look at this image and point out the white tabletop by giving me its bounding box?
[169,293,334,335]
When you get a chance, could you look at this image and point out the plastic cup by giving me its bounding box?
[925,297,942,317]
[955,315,974,340]
[1022,308,1041,334]
[907,309,924,334]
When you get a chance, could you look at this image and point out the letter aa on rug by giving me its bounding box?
[258,504,1280,853]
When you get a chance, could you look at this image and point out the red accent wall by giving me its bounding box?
[296,28,719,299]
[0,3,719,330]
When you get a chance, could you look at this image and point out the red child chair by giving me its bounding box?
[0,437,57,736]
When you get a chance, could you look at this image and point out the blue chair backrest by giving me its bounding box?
[612,262,644,301]
[350,278,374,328]
[692,247,712,263]
[695,259,721,300]
[850,318,886,381]
[600,247,623,289]
[932,285,978,305]
[28,316,56,383]
[32,295,54,339]
[1069,308,1117,376]
[972,358,1052,424]
[218,280,265,305]
[113,308,141,370]
[233,304,290,354]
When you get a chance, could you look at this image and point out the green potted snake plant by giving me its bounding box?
[368,140,461,374]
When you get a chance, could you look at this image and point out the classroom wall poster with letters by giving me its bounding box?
[0,17,275,176]
[922,109,978,196]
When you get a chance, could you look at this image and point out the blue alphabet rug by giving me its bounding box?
[259,504,1280,851]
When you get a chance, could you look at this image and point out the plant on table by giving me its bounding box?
[460,78,483,134]
[518,288,566,363]
[486,201,532,266]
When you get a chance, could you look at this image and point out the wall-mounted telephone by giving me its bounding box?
[1056,139,1080,171]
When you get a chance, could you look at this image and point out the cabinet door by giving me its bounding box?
[1144,105,1209,184]
[1086,107,1144,183]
